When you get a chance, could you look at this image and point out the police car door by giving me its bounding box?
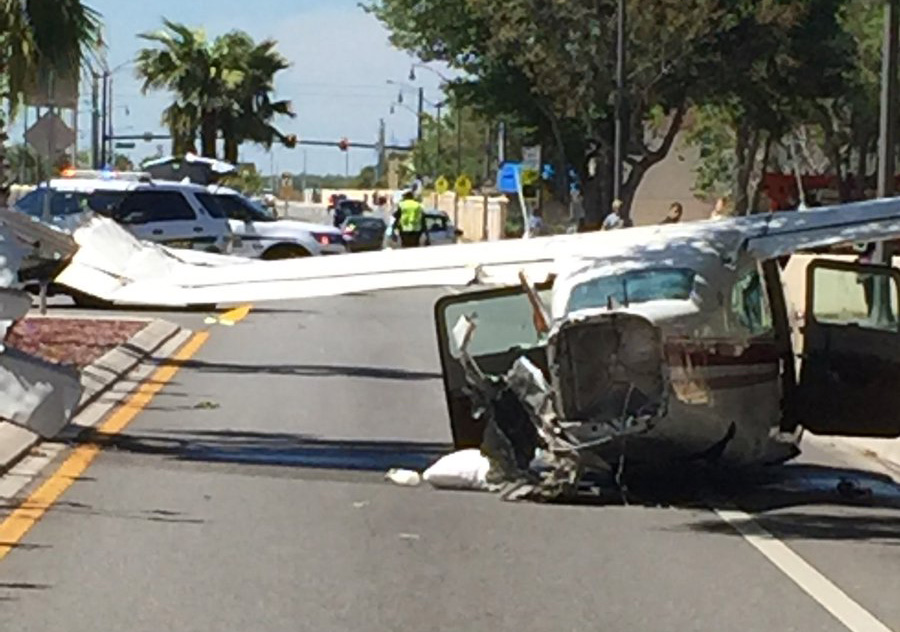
[115,190,200,249]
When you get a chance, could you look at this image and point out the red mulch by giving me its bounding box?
[3,318,147,370]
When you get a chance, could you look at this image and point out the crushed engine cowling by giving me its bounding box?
[548,312,666,441]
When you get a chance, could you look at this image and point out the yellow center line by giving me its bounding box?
[0,330,210,561]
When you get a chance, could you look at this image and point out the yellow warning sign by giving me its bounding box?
[435,175,450,194]
[455,174,473,197]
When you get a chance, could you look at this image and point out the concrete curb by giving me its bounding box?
[0,319,183,474]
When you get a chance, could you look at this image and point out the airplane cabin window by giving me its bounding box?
[566,268,695,313]
[811,265,899,331]
[731,267,773,335]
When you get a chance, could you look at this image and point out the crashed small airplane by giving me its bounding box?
[3,198,900,498]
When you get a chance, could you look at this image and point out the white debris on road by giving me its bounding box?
[384,468,422,487]
[421,449,492,491]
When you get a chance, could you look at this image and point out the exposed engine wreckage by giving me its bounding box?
[3,197,900,497]
[452,310,671,501]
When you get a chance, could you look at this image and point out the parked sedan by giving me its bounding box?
[423,210,463,246]
[341,215,388,252]
[383,210,464,248]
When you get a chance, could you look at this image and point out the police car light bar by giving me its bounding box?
[60,168,152,182]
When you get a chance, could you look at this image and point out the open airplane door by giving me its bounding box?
[796,259,900,437]
[434,284,552,449]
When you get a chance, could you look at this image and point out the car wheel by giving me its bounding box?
[261,244,312,260]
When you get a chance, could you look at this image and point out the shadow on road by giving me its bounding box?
[687,511,900,543]
[84,428,452,473]
[158,359,441,381]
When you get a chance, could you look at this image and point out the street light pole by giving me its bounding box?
[456,105,462,177]
[99,72,109,167]
[436,102,443,177]
[417,87,424,143]
[613,0,626,205]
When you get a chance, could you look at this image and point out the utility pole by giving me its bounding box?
[456,104,462,177]
[416,87,424,143]
[435,102,443,178]
[613,0,627,206]
[107,75,115,166]
[301,149,308,195]
[874,0,899,321]
[878,0,899,201]
[91,71,100,168]
[99,71,109,167]
[376,118,386,183]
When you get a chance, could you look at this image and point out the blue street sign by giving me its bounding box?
[496,162,523,194]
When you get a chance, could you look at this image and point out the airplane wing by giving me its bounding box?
[738,197,900,259]
[5,197,900,308]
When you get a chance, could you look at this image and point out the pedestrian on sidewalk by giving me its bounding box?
[661,202,683,224]
[602,199,625,230]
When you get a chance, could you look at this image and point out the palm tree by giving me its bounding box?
[0,0,101,202]
[136,21,294,162]
[136,20,219,157]
[216,32,294,164]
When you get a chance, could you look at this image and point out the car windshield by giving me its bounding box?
[566,268,696,313]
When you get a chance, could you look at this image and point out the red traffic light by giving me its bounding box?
[283,134,298,149]
[338,138,349,151]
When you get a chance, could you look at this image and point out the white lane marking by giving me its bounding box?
[715,508,894,632]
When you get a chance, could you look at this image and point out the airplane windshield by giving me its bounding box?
[566,268,696,313]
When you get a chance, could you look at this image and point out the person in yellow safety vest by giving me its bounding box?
[392,190,430,248]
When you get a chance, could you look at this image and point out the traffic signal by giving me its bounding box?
[338,138,349,152]
[283,134,298,149]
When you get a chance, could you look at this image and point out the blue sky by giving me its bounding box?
[9,0,453,175]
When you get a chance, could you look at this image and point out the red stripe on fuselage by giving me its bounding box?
[664,338,781,368]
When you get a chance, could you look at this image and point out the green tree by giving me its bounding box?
[216,32,294,164]
[370,0,854,225]
[413,103,498,186]
[135,20,293,161]
[0,0,101,202]
[113,153,134,171]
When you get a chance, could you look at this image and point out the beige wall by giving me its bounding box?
[631,138,710,226]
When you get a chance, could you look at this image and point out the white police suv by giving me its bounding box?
[201,185,346,258]
[14,170,234,253]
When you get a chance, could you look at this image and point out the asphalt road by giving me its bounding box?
[0,288,898,631]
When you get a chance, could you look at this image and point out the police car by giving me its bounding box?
[14,170,234,253]
[202,185,346,258]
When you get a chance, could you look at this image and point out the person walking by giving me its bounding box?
[661,202,683,224]
[392,190,430,248]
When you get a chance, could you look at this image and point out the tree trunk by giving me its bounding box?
[582,136,613,231]
[749,133,772,214]
[733,122,760,216]
[620,102,687,223]
[200,111,218,158]
[0,136,9,208]
[224,137,239,165]
[855,139,868,200]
